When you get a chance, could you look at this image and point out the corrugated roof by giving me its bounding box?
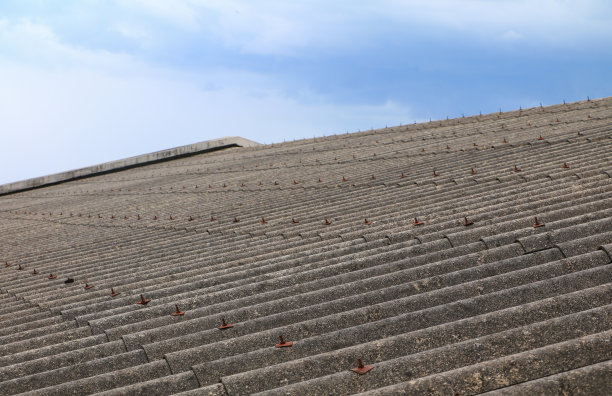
[0,97,610,395]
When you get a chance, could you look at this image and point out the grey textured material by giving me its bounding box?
[0,97,610,394]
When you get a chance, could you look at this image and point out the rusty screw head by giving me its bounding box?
[324,218,332,225]
[471,168,476,175]
[210,216,216,221]
[561,162,569,169]
[291,218,299,224]
[84,283,94,290]
[171,304,185,316]
[533,216,545,228]
[48,274,57,279]
[233,217,240,223]
[364,219,372,225]
[464,217,474,226]
[32,268,39,275]
[218,317,233,330]
[513,165,521,172]
[400,172,406,178]
[261,218,268,224]
[275,335,293,348]
[413,217,424,226]
[351,359,374,375]
[188,216,194,221]
[136,294,151,305]
[109,288,120,297]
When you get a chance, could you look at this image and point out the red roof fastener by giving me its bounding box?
[318,178,322,183]
[324,218,332,225]
[136,294,151,305]
[561,162,569,169]
[513,165,521,173]
[261,218,268,224]
[218,317,233,330]
[464,217,474,226]
[364,219,372,225]
[109,288,120,297]
[188,216,194,221]
[275,335,293,348]
[400,172,406,178]
[210,216,216,221]
[84,283,94,290]
[342,176,348,182]
[432,170,438,177]
[32,268,39,275]
[171,305,185,316]
[18,264,24,270]
[413,217,424,226]
[293,180,298,185]
[537,135,544,140]
[4,261,9,268]
[533,217,545,228]
[471,168,476,175]
[48,274,57,279]
[351,359,374,375]
[291,218,299,224]
[233,217,240,223]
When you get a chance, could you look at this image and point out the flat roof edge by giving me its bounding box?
[0,136,261,196]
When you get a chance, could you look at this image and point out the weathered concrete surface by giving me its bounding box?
[0,136,260,195]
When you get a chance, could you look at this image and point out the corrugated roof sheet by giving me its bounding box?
[0,97,611,395]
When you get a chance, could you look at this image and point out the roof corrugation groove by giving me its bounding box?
[0,97,611,395]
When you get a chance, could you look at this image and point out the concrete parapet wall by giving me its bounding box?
[0,136,260,196]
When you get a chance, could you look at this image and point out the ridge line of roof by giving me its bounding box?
[0,136,261,196]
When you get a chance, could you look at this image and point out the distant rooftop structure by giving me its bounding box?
[0,97,611,395]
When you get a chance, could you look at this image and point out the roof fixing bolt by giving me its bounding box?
[218,317,234,330]
[274,181,279,185]
[4,261,9,268]
[261,218,268,224]
[32,268,39,275]
[533,217,545,228]
[18,264,24,270]
[325,218,332,225]
[48,274,57,279]
[400,172,406,179]
[171,304,185,316]
[471,168,476,175]
[537,135,544,140]
[351,359,374,375]
[109,288,120,297]
[169,215,174,220]
[275,335,293,348]
[291,218,299,224]
[188,216,194,221]
[342,176,348,182]
[210,216,216,221]
[136,294,151,305]
[473,142,478,147]
[513,165,521,173]
[84,283,94,290]
[463,217,474,226]
[364,219,372,225]
[233,217,240,223]
[153,216,158,220]
[503,138,508,144]
[432,170,438,177]
[413,217,424,226]
[562,162,569,169]
[318,178,322,183]
[293,180,298,185]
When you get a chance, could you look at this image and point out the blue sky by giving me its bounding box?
[1,0,611,185]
